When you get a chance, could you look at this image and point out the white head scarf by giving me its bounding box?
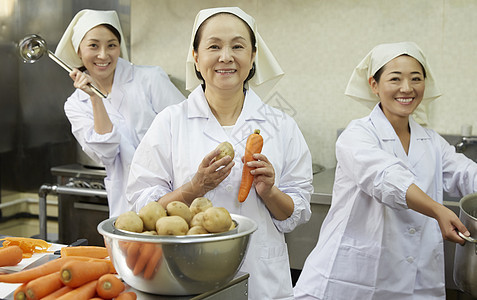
[344,42,441,124]
[186,7,284,99]
[55,9,129,68]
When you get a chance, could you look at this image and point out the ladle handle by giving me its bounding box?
[47,50,107,99]
[458,231,477,243]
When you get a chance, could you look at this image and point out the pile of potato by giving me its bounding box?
[114,197,235,236]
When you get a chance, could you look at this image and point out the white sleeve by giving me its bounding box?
[272,119,313,233]
[336,122,413,210]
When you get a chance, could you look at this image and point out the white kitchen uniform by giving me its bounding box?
[294,104,477,299]
[127,86,313,300]
[64,57,185,217]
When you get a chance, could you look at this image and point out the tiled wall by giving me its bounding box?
[131,0,477,169]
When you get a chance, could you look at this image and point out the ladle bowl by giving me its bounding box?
[17,34,107,98]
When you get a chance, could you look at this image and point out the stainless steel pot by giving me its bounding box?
[453,193,477,297]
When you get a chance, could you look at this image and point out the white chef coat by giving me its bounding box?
[64,57,185,218]
[294,104,477,300]
[127,86,313,300]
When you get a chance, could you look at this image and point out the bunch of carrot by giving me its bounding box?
[0,246,137,300]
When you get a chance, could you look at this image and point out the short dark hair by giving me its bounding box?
[192,12,256,87]
[373,54,427,82]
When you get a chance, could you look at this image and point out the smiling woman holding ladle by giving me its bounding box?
[17,9,185,218]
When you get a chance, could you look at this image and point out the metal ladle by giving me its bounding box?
[17,34,107,98]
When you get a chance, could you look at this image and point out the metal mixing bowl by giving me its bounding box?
[97,214,257,295]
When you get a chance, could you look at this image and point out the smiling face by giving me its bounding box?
[369,55,426,123]
[192,13,256,94]
[78,25,120,85]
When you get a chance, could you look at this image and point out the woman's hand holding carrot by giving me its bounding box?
[246,153,276,198]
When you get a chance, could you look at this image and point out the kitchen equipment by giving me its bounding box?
[39,164,108,245]
[16,34,107,98]
[453,192,477,297]
[98,214,257,296]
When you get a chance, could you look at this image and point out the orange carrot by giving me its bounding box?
[60,260,111,288]
[0,256,73,284]
[39,285,73,300]
[56,279,98,300]
[0,245,23,267]
[60,246,109,259]
[96,274,125,299]
[238,129,263,202]
[0,256,115,284]
[125,242,140,270]
[143,247,163,280]
[25,271,63,300]
[133,243,155,275]
[115,291,137,300]
[13,282,28,300]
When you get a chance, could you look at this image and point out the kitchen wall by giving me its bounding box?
[131,0,477,169]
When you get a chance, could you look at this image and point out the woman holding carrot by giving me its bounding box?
[127,7,313,299]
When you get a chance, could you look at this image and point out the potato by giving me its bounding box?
[202,207,232,233]
[115,211,144,233]
[138,201,167,231]
[190,211,205,227]
[166,201,193,224]
[155,216,189,235]
[190,197,213,215]
[215,141,235,160]
[141,230,158,235]
[187,226,209,235]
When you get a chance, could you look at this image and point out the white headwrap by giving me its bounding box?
[344,42,441,124]
[55,9,129,68]
[186,7,284,98]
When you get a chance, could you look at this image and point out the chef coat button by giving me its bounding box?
[226,185,233,192]
[406,256,414,263]
[409,228,416,234]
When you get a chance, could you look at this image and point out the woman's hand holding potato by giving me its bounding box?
[190,148,234,197]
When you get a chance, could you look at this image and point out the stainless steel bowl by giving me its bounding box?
[98,214,257,295]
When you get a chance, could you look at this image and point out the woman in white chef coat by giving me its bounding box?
[127,7,313,300]
[55,9,185,217]
[294,42,477,300]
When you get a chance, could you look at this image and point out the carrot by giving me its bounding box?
[60,246,109,259]
[115,291,137,300]
[238,129,263,202]
[125,242,140,270]
[39,285,73,300]
[143,247,163,280]
[133,243,155,275]
[96,274,125,299]
[13,282,28,300]
[0,245,23,267]
[0,256,115,283]
[25,271,63,300]
[56,279,97,300]
[0,256,73,284]
[60,260,111,288]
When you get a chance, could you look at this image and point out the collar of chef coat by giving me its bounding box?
[369,103,431,167]
[187,85,266,144]
[76,57,131,114]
